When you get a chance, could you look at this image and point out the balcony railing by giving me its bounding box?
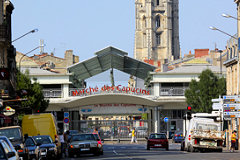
[0,24,10,42]
[42,89,62,98]
[42,87,186,98]
[159,87,187,96]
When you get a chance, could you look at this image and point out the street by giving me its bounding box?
[61,141,240,160]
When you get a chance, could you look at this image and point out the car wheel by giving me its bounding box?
[189,145,194,152]
[166,147,169,151]
[147,145,150,150]
[94,152,100,156]
[68,152,73,158]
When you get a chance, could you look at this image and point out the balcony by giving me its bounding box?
[159,87,187,96]
[0,24,10,42]
[42,89,62,98]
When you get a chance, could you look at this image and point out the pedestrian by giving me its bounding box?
[231,130,237,152]
[58,130,65,158]
[131,128,137,143]
[64,130,70,157]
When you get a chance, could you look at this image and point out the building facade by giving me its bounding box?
[0,0,16,99]
[134,0,180,68]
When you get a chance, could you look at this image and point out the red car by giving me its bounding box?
[146,133,169,150]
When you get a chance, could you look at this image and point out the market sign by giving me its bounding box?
[71,85,150,96]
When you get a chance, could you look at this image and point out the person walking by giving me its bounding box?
[231,130,237,152]
[131,128,137,143]
[58,131,65,158]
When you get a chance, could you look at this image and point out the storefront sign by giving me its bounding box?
[72,85,150,96]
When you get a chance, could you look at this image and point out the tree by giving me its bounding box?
[17,69,49,113]
[185,69,226,113]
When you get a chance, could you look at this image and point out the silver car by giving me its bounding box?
[68,133,103,157]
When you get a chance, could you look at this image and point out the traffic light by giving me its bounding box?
[186,105,192,120]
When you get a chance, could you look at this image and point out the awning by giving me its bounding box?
[68,46,156,85]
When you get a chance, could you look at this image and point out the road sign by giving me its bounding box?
[63,117,69,124]
[164,117,169,123]
[64,112,69,117]
[3,106,15,116]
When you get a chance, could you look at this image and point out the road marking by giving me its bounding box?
[113,149,118,155]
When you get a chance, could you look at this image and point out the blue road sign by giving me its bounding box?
[64,112,69,117]
[63,117,69,123]
[164,117,169,123]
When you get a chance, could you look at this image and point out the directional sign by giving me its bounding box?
[64,112,69,118]
[164,117,169,123]
[63,117,69,124]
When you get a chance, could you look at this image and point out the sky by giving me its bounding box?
[10,0,237,86]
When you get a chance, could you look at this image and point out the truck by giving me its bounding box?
[183,117,225,152]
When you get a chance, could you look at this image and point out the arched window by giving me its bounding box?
[156,33,161,45]
[142,16,147,29]
[155,16,160,28]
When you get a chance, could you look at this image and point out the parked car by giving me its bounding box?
[0,139,18,160]
[172,132,184,143]
[24,136,41,160]
[68,133,103,157]
[0,136,20,160]
[0,126,28,160]
[146,133,169,150]
[33,135,58,159]
[67,130,79,140]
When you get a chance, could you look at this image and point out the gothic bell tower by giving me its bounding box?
[134,0,180,69]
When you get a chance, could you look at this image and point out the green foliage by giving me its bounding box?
[185,69,226,113]
[17,70,49,113]
[144,73,153,88]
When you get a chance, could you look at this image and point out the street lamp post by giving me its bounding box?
[19,45,43,70]
[209,26,238,40]
[12,29,38,43]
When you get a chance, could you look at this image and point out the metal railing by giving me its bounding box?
[159,87,188,96]
[42,87,186,98]
[42,89,62,98]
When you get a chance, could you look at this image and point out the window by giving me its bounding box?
[155,16,160,28]
[156,33,161,45]
[25,138,35,147]
[156,0,160,6]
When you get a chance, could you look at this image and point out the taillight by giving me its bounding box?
[188,135,191,141]
[70,145,73,148]
[195,139,197,144]
[18,149,24,153]
[175,134,177,137]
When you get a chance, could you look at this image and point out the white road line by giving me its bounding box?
[113,149,118,155]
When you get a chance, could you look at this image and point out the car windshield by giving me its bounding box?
[69,130,78,135]
[196,123,218,131]
[33,136,53,144]
[0,128,21,140]
[150,134,166,139]
[93,134,100,140]
[72,134,95,141]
